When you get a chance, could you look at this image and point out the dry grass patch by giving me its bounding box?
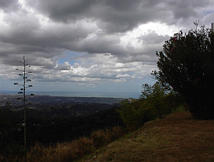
[82,112,214,162]
[0,126,124,162]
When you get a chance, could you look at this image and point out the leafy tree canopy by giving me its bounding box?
[154,26,214,119]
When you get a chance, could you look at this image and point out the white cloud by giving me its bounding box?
[0,0,213,88]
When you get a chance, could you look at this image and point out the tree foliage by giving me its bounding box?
[154,27,214,119]
[117,82,184,129]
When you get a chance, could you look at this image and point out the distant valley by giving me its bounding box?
[0,94,124,116]
[0,94,123,106]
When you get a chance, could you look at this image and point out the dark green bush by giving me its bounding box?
[154,27,214,119]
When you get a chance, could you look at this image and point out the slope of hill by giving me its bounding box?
[80,112,214,162]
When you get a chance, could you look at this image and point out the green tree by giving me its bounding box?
[118,82,180,129]
[140,82,170,118]
[154,27,214,119]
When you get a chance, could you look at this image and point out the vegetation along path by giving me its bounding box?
[80,112,214,162]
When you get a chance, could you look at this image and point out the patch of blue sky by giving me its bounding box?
[57,50,85,65]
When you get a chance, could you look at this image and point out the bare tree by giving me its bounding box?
[14,56,34,162]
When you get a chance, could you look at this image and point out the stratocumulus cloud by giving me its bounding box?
[0,0,214,84]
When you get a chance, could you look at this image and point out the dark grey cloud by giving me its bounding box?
[0,9,141,66]
[0,0,213,83]
[0,0,19,12]
[0,11,98,66]
[0,0,211,66]
[27,0,211,33]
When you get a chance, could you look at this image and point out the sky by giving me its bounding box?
[0,0,214,98]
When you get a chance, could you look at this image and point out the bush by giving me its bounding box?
[91,129,111,147]
[69,137,95,159]
[154,27,214,119]
[117,100,142,130]
[91,126,124,147]
[118,82,185,129]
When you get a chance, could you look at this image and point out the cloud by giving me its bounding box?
[0,6,173,66]
[0,0,213,84]
[28,53,156,83]
[0,0,19,12]
[26,0,211,33]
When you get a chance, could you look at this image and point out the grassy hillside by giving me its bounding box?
[80,112,214,162]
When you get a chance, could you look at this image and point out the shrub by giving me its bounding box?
[154,27,214,119]
[117,100,142,130]
[90,126,125,148]
[69,137,95,159]
[0,125,125,162]
[118,82,185,129]
[110,126,125,140]
[25,138,95,162]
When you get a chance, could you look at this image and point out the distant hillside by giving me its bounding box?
[81,112,214,162]
[29,95,124,105]
[0,94,124,108]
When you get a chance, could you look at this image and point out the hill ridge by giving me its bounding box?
[80,112,214,162]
